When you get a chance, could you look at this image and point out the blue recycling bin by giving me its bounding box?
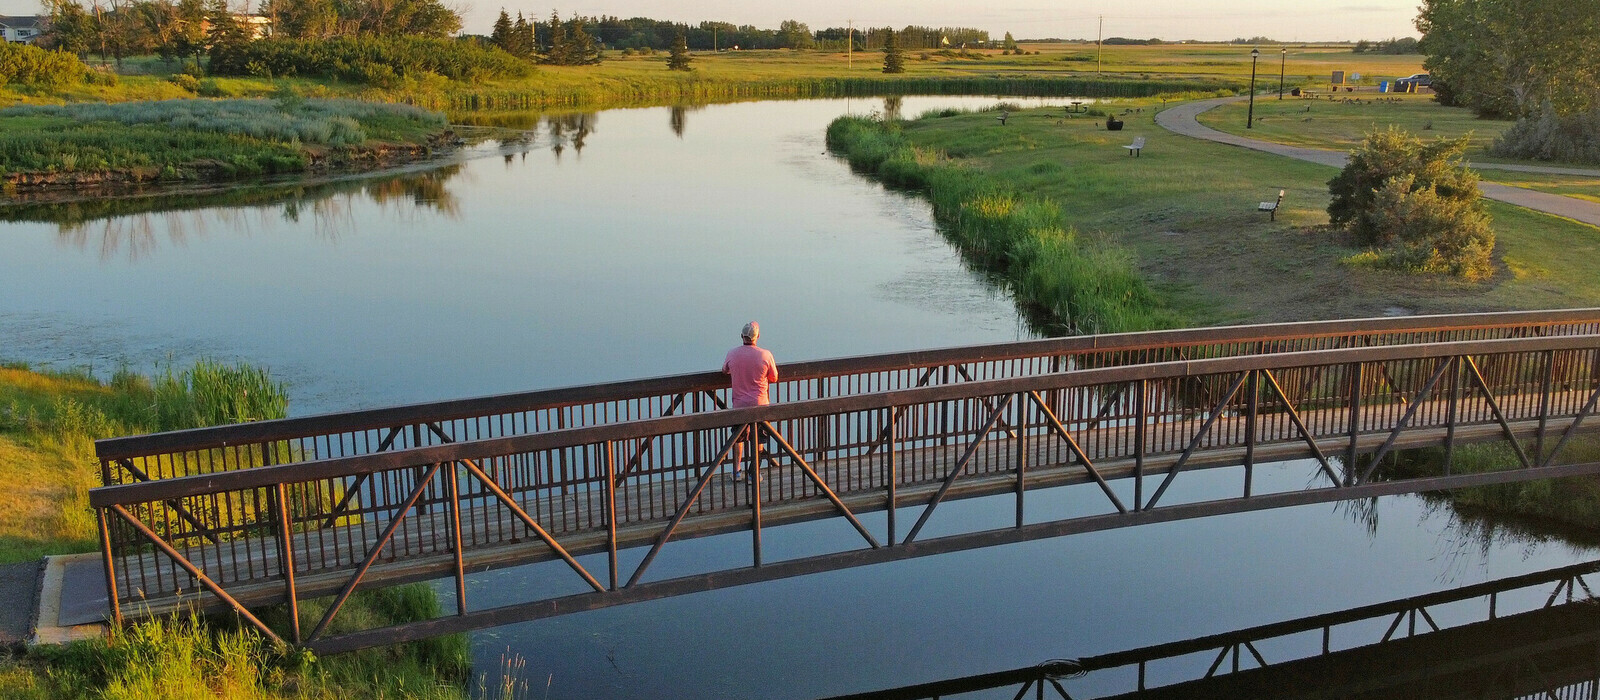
[1379,80,1389,93]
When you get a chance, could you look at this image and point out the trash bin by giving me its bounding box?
[1379,80,1388,93]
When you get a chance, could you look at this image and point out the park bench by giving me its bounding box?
[1259,189,1286,221]
[1122,136,1145,157]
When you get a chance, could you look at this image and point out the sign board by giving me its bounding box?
[1331,70,1345,85]
[1350,73,1362,82]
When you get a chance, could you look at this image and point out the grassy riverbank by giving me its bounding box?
[0,361,477,698]
[0,98,449,193]
[831,103,1600,327]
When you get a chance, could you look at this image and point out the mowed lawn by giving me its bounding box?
[1196,95,1600,198]
[897,104,1600,324]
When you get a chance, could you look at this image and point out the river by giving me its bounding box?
[0,95,1594,698]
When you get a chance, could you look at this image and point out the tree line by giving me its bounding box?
[482,14,989,53]
[40,0,461,68]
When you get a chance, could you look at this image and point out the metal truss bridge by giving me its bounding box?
[87,309,1600,654]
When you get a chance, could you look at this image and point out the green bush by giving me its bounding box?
[169,73,201,93]
[1491,102,1600,165]
[209,36,530,84]
[1328,127,1492,278]
[1363,174,1494,279]
[0,42,87,88]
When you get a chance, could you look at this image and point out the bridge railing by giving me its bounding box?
[92,309,1600,488]
[88,333,1600,648]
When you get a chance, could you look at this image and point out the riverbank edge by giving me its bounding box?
[825,112,1181,335]
[0,130,461,200]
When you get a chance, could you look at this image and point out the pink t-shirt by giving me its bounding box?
[723,344,778,408]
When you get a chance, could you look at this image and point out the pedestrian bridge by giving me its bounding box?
[89,310,1600,653]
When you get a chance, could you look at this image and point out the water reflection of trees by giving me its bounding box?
[546,112,597,158]
[668,104,705,138]
[6,165,465,262]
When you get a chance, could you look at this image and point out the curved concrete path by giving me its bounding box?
[1156,97,1600,228]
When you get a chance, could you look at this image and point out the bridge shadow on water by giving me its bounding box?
[824,558,1600,700]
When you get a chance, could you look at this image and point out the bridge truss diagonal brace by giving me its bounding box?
[903,393,1016,545]
[106,504,286,646]
[116,458,221,544]
[1464,356,1535,469]
[1259,371,1343,487]
[1144,371,1250,510]
[1025,391,1127,514]
[1204,640,1268,678]
[454,456,606,594]
[321,425,406,528]
[626,425,747,588]
[309,461,444,642]
[757,422,881,549]
[1358,357,1454,484]
[1540,376,1600,469]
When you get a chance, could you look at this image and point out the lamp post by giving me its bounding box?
[1279,48,1287,100]
[1248,48,1260,129]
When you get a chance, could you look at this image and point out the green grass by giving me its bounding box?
[0,98,446,185]
[0,360,289,564]
[869,102,1600,325]
[828,113,1181,334]
[0,584,476,699]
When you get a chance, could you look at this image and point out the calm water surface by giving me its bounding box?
[0,96,1592,699]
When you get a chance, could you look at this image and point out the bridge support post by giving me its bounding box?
[1346,363,1364,486]
[604,440,618,591]
[886,411,897,545]
[1244,370,1258,497]
[1134,380,1146,511]
[1446,356,1462,474]
[749,425,762,568]
[1015,392,1028,528]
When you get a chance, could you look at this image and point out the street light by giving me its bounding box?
[1248,48,1260,129]
[1279,48,1287,100]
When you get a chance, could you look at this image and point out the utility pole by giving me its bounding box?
[1278,47,1286,99]
[847,19,852,69]
[1096,16,1103,75]
[713,26,717,52]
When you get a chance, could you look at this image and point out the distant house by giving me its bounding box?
[236,14,272,40]
[1,15,45,44]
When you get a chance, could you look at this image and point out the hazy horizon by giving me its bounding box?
[0,0,1423,43]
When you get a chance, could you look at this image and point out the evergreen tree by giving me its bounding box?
[513,12,534,58]
[1002,31,1018,52]
[490,8,513,52]
[667,31,691,70]
[205,0,249,67]
[568,15,599,63]
[882,27,905,73]
[543,9,568,64]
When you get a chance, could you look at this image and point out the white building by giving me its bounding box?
[1,15,44,44]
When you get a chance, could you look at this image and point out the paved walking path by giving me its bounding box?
[1156,97,1600,228]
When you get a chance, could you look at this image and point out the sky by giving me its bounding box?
[0,0,1424,43]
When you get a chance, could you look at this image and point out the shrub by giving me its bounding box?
[1328,128,1492,278]
[0,42,88,88]
[1491,102,1600,165]
[168,73,201,93]
[1363,175,1494,279]
[209,36,530,84]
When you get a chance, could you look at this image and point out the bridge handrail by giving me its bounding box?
[91,309,1600,470]
[88,332,1600,507]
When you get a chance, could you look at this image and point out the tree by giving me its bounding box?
[259,0,337,39]
[1328,128,1492,278]
[512,12,533,58]
[567,15,600,64]
[667,31,691,70]
[1002,31,1017,52]
[1417,0,1600,118]
[490,8,512,51]
[777,19,811,49]
[205,0,250,66]
[43,0,97,56]
[881,27,904,73]
[543,10,568,63]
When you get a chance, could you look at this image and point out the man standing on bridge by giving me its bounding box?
[723,321,778,482]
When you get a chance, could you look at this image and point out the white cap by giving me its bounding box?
[741,321,760,340]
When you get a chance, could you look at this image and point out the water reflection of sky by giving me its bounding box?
[0,96,1060,414]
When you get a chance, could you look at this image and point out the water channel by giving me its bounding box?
[1,96,1595,698]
